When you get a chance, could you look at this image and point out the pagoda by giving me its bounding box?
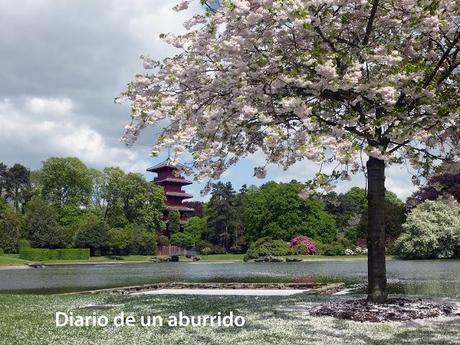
[147,160,194,232]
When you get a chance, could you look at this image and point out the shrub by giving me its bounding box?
[0,248,4,256]
[229,245,244,254]
[19,248,90,261]
[317,242,346,256]
[395,199,460,259]
[290,236,317,255]
[74,219,108,256]
[129,230,156,255]
[200,247,212,255]
[210,245,227,254]
[345,248,355,256]
[196,240,212,252]
[354,246,368,255]
[107,227,133,255]
[293,244,308,255]
[244,237,292,261]
[170,232,195,248]
[158,235,170,246]
[18,239,31,250]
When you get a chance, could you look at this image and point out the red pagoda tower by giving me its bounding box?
[147,160,194,231]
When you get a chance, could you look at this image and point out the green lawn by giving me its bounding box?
[0,293,458,345]
[194,254,245,262]
[0,254,397,267]
[0,255,30,266]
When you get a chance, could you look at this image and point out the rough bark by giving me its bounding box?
[366,156,387,303]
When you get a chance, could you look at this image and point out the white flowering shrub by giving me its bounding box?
[354,246,368,255]
[344,248,355,256]
[395,199,460,259]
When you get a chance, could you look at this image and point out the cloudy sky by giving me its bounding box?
[0,0,417,200]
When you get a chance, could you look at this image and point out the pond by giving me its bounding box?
[0,259,459,296]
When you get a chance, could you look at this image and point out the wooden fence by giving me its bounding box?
[156,245,187,256]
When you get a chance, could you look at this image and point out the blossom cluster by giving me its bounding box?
[290,235,317,255]
[119,0,460,189]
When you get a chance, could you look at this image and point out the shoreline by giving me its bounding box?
[0,265,30,270]
[0,255,401,268]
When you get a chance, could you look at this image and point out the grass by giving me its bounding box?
[0,254,397,267]
[194,254,245,262]
[0,293,458,345]
[44,255,157,265]
[0,255,30,266]
[0,255,158,267]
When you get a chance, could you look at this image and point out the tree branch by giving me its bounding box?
[362,0,380,46]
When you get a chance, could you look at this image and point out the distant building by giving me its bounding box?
[147,160,194,232]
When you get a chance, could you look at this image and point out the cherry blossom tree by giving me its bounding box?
[118,0,460,303]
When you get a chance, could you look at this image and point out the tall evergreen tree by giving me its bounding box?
[0,162,7,198]
[4,163,31,213]
[26,197,64,249]
[206,182,240,250]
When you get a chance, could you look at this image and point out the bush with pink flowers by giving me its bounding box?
[290,236,317,255]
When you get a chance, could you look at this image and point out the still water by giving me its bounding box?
[0,259,458,296]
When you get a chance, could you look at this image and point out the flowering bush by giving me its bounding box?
[344,248,354,256]
[290,236,316,255]
[395,199,460,259]
[354,246,368,255]
[345,246,367,256]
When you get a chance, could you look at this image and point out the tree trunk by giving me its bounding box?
[366,156,387,303]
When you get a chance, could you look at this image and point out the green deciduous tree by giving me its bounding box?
[170,232,195,248]
[243,181,336,243]
[40,157,92,210]
[107,227,133,255]
[129,225,157,255]
[121,173,165,231]
[183,216,207,245]
[101,168,165,231]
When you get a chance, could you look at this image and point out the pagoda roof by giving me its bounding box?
[147,159,186,172]
[154,177,193,185]
[165,205,195,212]
[166,191,193,199]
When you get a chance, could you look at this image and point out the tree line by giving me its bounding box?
[0,157,164,255]
[0,157,458,260]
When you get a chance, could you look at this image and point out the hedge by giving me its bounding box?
[19,248,90,261]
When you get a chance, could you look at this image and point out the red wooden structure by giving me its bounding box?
[156,245,188,257]
[147,160,194,232]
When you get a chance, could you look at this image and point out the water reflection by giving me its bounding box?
[0,259,458,296]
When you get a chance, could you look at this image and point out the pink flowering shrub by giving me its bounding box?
[290,236,317,255]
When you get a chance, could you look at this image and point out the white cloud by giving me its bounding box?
[26,97,74,116]
[0,97,150,172]
[385,164,417,200]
